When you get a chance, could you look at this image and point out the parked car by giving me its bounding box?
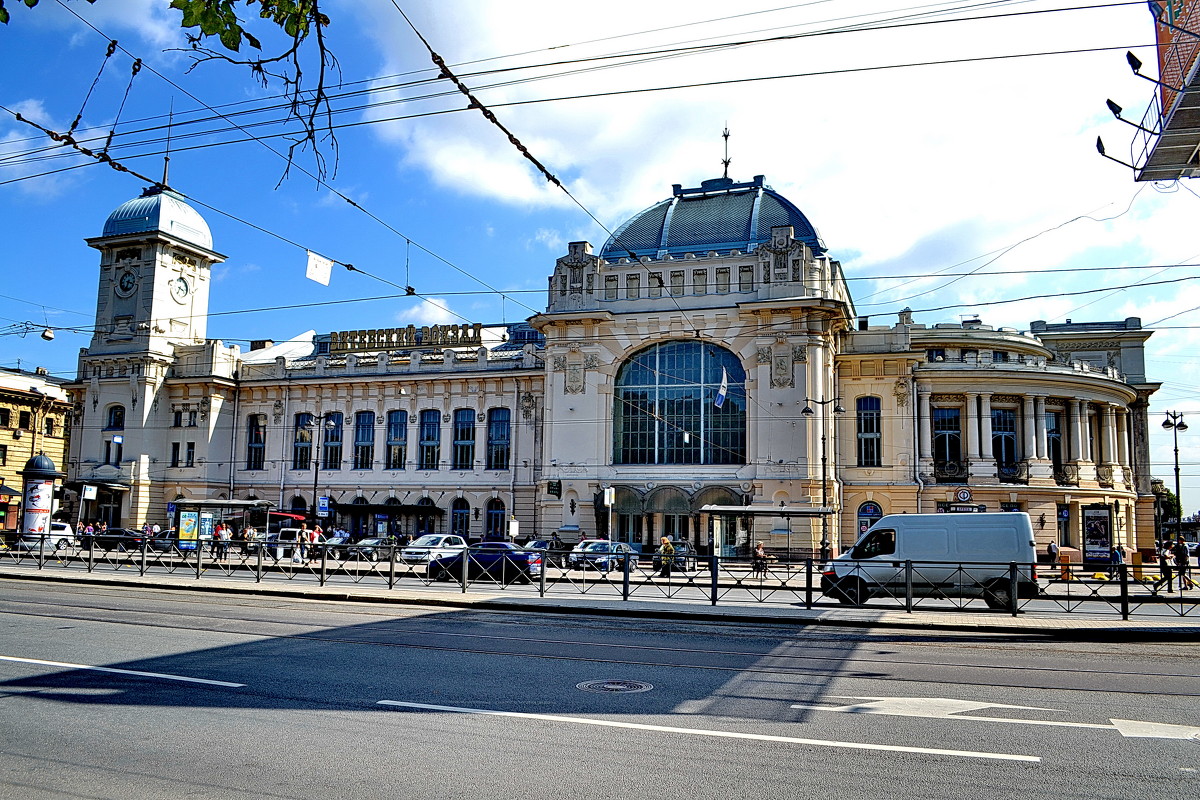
[427,542,543,584]
[344,537,393,562]
[16,522,76,551]
[526,538,572,567]
[651,540,696,572]
[566,540,639,572]
[400,534,466,564]
[148,529,185,553]
[321,536,352,559]
[82,527,145,551]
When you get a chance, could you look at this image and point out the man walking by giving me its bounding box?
[1157,541,1175,593]
[657,536,675,578]
[1174,539,1194,590]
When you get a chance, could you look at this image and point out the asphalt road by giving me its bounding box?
[1,578,1197,799]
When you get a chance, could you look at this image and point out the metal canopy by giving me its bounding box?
[700,504,834,517]
[174,499,275,509]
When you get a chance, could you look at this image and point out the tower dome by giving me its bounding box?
[102,185,213,250]
[601,175,824,261]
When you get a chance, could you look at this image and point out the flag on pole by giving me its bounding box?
[306,250,333,286]
[714,366,728,408]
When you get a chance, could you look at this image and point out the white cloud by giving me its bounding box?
[395,297,458,325]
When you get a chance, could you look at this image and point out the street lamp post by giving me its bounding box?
[1162,411,1188,541]
[802,397,845,562]
[307,413,337,528]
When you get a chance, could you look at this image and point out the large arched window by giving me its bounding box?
[485,499,506,539]
[451,498,471,538]
[613,341,746,465]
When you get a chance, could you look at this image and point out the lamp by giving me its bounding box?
[1127,50,1183,91]
[1105,99,1157,135]
[1163,411,1188,541]
[1095,137,1137,170]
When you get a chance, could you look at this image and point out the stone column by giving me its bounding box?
[1116,406,1130,467]
[918,388,932,461]
[979,393,994,459]
[1032,396,1046,460]
[1069,400,1084,462]
[1102,405,1118,465]
[965,393,980,460]
[1022,396,1036,460]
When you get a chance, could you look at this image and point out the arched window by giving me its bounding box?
[451,498,471,538]
[485,499,506,539]
[613,341,745,465]
[105,405,125,430]
[855,396,882,467]
[415,497,437,535]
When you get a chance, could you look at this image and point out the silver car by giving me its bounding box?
[399,534,466,564]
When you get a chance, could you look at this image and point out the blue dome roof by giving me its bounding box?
[102,186,213,250]
[601,175,824,260]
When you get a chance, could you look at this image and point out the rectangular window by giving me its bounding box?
[716,267,730,293]
[604,275,618,300]
[648,272,663,298]
[185,441,195,467]
[0,444,6,466]
[293,413,313,470]
[173,410,183,428]
[104,440,123,466]
[246,415,266,470]
[739,265,755,292]
[1046,411,1063,466]
[44,418,56,437]
[669,270,684,296]
[927,349,946,362]
[486,408,511,470]
[353,410,375,470]
[322,412,343,469]
[932,408,962,463]
[418,409,441,470]
[856,396,882,467]
[992,408,1019,464]
[451,408,475,470]
[385,410,407,469]
[170,442,180,468]
[993,351,1009,363]
[0,409,9,427]
[625,274,640,299]
[692,269,707,295]
[18,411,31,429]
[187,410,198,427]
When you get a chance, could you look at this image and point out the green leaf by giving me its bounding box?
[219,24,241,51]
[0,4,9,24]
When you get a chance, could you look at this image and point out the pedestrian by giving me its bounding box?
[1047,540,1059,564]
[1107,544,1124,580]
[752,541,767,577]
[1156,541,1175,592]
[1174,539,1194,590]
[295,524,309,562]
[657,536,675,578]
[218,524,231,559]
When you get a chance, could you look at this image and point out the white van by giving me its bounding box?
[821,512,1039,611]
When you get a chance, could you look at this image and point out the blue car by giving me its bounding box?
[427,542,543,584]
[566,539,640,572]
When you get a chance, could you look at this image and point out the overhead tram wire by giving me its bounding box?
[49,1,540,321]
[3,1,1144,171]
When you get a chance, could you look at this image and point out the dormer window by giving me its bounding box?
[927,349,946,363]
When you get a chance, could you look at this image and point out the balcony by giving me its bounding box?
[934,460,969,484]
[997,460,1029,485]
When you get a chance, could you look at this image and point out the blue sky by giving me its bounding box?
[2,0,1198,506]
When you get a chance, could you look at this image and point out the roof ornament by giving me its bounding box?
[161,99,174,191]
[721,124,731,179]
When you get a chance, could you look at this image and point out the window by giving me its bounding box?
[614,341,746,465]
[1046,411,1064,467]
[415,497,437,535]
[385,410,407,469]
[322,412,343,469]
[353,411,375,470]
[486,408,511,470]
[604,275,618,300]
[0,444,6,465]
[991,408,1019,465]
[451,409,475,470]
[104,439,123,466]
[716,267,730,293]
[738,265,753,291]
[187,409,198,427]
[852,528,896,558]
[993,351,1009,363]
[170,442,180,468]
[692,269,707,295]
[185,441,195,467]
[856,396,882,467]
[932,408,962,463]
[292,413,313,469]
[246,414,266,470]
[173,410,183,428]
[626,274,640,299]
[648,272,663,298]
[669,270,684,296]
[418,410,441,470]
[451,498,470,538]
[44,418,56,437]
[0,409,9,427]
[485,498,505,538]
[927,349,946,363]
[18,411,31,429]
[105,405,125,430]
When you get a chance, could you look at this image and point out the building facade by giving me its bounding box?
[64,176,1159,560]
[0,367,71,530]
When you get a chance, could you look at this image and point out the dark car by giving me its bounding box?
[147,529,184,553]
[82,527,145,552]
[345,537,393,562]
[652,540,696,572]
[525,538,572,567]
[427,542,543,584]
[565,540,639,572]
[321,536,352,559]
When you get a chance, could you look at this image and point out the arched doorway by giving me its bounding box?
[415,497,438,536]
[857,501,884,539]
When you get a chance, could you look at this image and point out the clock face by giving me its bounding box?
[115,269,137,296]
[170,276,190,302]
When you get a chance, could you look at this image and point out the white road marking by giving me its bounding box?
[0,655,245,687]
[790,696,1200,740]
[377,699,1040,762]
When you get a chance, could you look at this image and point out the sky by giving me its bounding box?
[1,0,1198,510]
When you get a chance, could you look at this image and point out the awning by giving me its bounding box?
[0,483,21,497]
[174,499,275,509]
[64,480,131,493]
[700,504,834,517]
[332,502,444,516]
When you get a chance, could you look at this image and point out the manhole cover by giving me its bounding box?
[576,679,654,694]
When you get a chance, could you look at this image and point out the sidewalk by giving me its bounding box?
[4,565,1198,639]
